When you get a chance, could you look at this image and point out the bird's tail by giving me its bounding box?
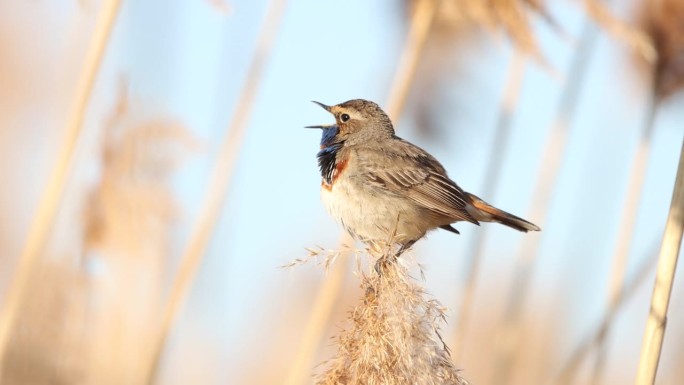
[465,193,541,232]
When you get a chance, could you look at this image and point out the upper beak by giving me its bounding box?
[311,100,332,112]
[306,101,334,129]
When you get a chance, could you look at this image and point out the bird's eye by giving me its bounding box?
[340,113,350,122]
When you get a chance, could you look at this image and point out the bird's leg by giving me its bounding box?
[395,240,416,258]
[374,240,416,275]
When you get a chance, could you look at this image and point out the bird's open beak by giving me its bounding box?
[306,101,335,129]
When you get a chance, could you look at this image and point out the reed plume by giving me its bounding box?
[316,246,469,385]
[80,81,197,385]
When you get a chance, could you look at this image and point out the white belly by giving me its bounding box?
[321,176,435,244]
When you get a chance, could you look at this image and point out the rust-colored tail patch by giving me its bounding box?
[466,193,541,232]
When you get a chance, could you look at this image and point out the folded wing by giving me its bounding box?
[360,142,479,225]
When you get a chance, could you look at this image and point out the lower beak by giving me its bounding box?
[304,124,335,129]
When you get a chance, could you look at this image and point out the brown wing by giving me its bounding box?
[359,139,479,224]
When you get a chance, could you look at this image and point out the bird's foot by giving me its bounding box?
[373,240,416,275]
[374,255,396,275]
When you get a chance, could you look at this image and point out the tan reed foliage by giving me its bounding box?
[583,0,656,63]
[639,0,684,101]
[7,80,196,385]
[636,141,684,384]
[0,0,122,377]
[428,0,554,58]
[147,0,289,382]
[1,261,89,385]
[316,246,469,385]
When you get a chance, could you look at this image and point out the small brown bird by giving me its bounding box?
[307,99,540,254]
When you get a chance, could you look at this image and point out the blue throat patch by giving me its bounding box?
[317,125,342,184]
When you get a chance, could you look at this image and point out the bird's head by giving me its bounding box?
[306,99,395,148]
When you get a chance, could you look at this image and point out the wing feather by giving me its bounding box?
[359,142,478,224]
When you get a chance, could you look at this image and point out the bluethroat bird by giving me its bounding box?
[307,99,540,255]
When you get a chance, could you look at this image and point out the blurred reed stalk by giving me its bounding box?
[316,246,468,385]
[591,0,683,381]
[385,0,442,118]
[0,0,121,377]
[282,246,349,385]
[146,0,289,382]
[636,140,684,384]
[490,20,598,385]
[452,50,526,361]
[556,239,660,384]
[590,85,657,385]
[284,1,442,383]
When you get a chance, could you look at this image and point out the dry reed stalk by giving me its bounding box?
[452,51,526,361]
[284,2,442,383]
[0,0,121,377]
[146,0,289,382]
[635,140,684,385]
[316,246,469,385]
[555,240,660,384]
[490,20,598,385]
[592,1,684,381]
[589,93,658,385]
[385,0,441,119]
